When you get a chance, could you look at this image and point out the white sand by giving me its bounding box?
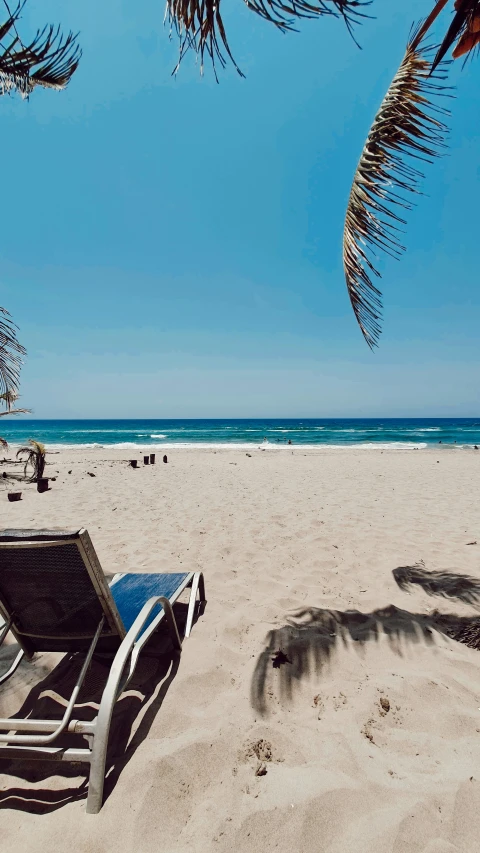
[1,445,480,852]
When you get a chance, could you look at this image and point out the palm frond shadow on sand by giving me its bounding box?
[251,599,480,716]
[0,603,198,814]
[393,563,480,606]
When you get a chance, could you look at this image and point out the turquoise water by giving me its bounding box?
[0,419,479,449]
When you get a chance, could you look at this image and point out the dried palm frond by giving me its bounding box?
[166,0,369,78]
[0,307,26,397]
[0,390,31,416]
[0,2,81,98]
[0,389,18,409]
[243,0,368,38]
[17,438,46,481]
[432,0,480,68]
[0,389,30,414]
[0,436,8,449]
[167,0,243,77]
[343,15,451,348]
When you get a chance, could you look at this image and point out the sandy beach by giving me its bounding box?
[1,444,480,852]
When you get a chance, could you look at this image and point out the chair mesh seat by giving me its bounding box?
[0,544,106,636]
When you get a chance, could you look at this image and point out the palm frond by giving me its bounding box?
[17,438,46,480]
[0,389,30,415]
[166,0,243,77]
[0,437,8,449]
[166,0,369,78]
[243,0,368,37]
[342,23,451,348]
[0,407,30,416]
[432,0,480,68]
[0,307,26,396]
[0,3,81,98]
[0,389,18,407]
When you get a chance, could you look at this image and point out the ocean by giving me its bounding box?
[0,419,479,450]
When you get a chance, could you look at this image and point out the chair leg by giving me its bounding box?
[86,737,108,814]
[86,674,117,814]
[161,599,182,650]
[0,648,24,686]
[185,572,206,638]
[86,594,184,812]
[0,617,26,686]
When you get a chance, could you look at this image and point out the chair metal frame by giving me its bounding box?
[0,616,25,686]
[0,529,206,813]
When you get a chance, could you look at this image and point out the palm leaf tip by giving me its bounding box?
[432,0,480,69]
[29,27,82,91]
[166,0,369,77]
[166,0,244,79]
[0,387,30,417]
[243,0,370,34]
[342,27,451,348]
[0,6,81,98]
[0,307,26,396]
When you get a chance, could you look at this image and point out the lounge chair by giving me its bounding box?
[0,528,206,813]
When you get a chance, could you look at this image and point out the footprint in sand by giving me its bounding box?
[313,694,324,719]
[379,696,391,716]
[241,739,276,776]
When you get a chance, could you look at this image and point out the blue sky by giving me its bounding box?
[1,0,479,418]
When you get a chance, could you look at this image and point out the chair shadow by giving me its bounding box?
[393,561,480,606]
[0,601,202,814]
[251,603,480,715]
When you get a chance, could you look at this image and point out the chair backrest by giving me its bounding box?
[0,529,126,655]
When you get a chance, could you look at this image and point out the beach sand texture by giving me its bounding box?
[1,446,480,852]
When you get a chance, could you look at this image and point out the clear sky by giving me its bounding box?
[2,0,479,418]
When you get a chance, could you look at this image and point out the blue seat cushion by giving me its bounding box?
[109,573,189,633]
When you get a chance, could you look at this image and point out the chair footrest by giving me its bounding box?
[0,717,96,735]
[0,745,92,762]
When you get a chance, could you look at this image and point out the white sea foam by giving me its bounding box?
[45,443,106,449]
[39,440,430,451]
[44,442,162,450]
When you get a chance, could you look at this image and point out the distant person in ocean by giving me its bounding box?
[288,439,292,445]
